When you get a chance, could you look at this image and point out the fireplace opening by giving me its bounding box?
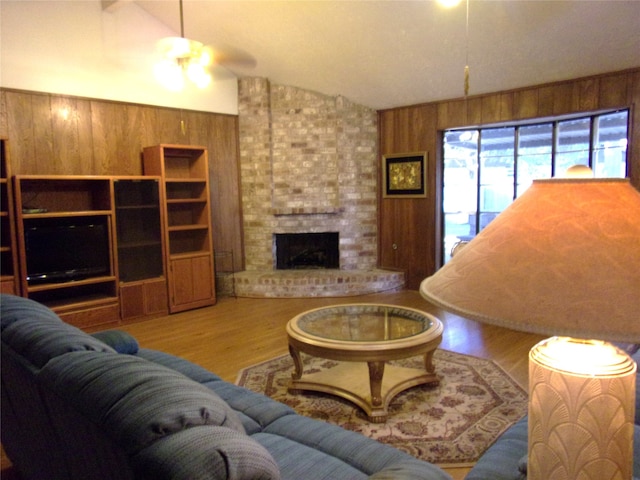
[274,232,339,270]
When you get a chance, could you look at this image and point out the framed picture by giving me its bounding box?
[382,152,427,198]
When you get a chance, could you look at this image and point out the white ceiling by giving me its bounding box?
[135,0,640,110]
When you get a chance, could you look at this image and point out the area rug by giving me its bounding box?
[236,350,527,466]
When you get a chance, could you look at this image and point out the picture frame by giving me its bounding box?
[382,152,427,198]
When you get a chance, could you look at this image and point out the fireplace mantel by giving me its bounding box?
[272,206,343,216]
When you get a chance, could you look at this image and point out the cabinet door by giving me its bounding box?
[120,282,146,320]
[169,255,214,312]
[144,278,169,316]
[191,255,214,301]
[114,178,164,283]
[0,280,17,295]
[120,278,168,320]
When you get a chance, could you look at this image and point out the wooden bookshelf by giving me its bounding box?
[0,139,19,295]
[143,145,216,313]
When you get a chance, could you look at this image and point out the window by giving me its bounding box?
[442,110,629,263]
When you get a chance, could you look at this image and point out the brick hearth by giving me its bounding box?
[232,269,405,298]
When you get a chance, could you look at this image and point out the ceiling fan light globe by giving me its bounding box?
[194,73,211,89]
[198,47,213,66]
[186,62,211,88]
[158,37,188,58]
[158,36,204,61]
[154,59,184,91]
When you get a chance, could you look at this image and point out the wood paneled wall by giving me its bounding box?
[0,88,244,271]
[3,68,638,287]
[378,68,640,288]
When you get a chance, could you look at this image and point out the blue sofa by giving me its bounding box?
[465,345,640,480]
[0,294,452,480]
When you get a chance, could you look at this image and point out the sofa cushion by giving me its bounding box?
[0,294,60,330]
[136,349,295,434]
[137,348,221,384]
[0,294,115,368]
[91,330,139,354]
[252,429,451,480]
[251,432,368,480]
[133,425,280,480]
[39,351,246,454]
[202,380,295,434]
[260,413,452,480]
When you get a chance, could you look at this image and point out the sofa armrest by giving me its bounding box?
[39,351,246,454]
[464,416,528,480]
[91,330,139,354]
[0,294,115,368]
[132,425,280,480]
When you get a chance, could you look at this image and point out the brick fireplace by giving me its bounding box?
[232,78,404,297]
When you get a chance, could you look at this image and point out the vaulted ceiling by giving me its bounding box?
[135,1,639,110]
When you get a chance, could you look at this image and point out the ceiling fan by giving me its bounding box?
[153,0,255,90]
[153,0,213,89]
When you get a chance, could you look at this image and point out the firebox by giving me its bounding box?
[274,232,339,270]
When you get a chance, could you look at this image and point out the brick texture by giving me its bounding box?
[238,78,379,272]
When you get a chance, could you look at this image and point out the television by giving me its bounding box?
[25,217,111,285]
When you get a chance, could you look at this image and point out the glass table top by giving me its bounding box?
[295,304,433,342]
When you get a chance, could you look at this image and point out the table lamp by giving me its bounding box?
[420,170,640,479]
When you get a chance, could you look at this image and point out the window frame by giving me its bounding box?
[441,108,630,264]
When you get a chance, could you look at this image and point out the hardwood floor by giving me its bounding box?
[3,290,545,480]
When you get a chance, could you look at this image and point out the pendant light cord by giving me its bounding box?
[464,0,470,96]
[179,0,185,38]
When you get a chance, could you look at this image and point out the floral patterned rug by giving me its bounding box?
[236,349,528,466]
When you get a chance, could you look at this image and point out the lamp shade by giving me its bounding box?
[420,178,640,343]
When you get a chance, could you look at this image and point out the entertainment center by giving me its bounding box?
[1,140,217,329]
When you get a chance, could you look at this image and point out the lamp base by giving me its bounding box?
[528,337,636,480]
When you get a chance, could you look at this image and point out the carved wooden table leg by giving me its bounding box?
[289,344,303,380]
[424,350,436,373]
[368,361,385,407]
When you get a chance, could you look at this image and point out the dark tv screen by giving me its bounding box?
[25,218,111,285]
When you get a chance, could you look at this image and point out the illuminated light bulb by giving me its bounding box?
[155,36,212,89]
[531,337,634,377]
[198,47,213,66]
[437,0,463,7]
[186,62,211,88]
[160,37,192,58]
[154,59,185,91]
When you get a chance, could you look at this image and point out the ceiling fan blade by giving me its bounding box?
[207,43,257,71]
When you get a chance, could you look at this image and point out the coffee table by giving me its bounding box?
[286,303,443,422]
